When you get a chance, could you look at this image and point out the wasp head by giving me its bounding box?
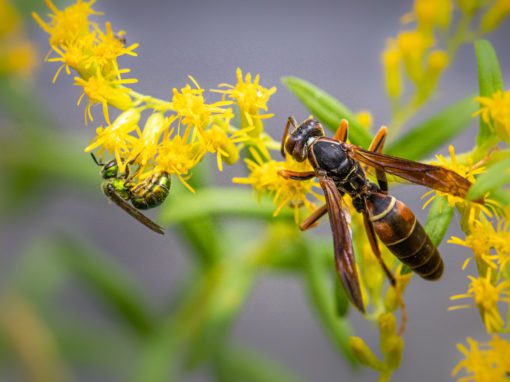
[284,118,325,162]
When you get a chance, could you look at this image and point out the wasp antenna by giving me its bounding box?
[281,116,295,158]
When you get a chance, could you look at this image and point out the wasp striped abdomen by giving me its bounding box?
[366,193,444,280]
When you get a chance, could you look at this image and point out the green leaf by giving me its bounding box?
[467,157,510,202]
[134,318,182,382]
[387,98,477,160]
[213,344,301,382]
[282,76,372,148]
[401,196,453,275]
[56,234,155,336]
[474,40,504,145]
[159,188,293,224]
[304,242,356,364]
[424,196,454,247]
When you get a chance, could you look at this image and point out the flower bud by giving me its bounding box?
[348,337,385,371]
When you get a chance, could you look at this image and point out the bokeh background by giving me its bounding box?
[1,0,510,381]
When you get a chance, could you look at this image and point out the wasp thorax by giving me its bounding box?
[101,160,119,179]
[285,118,325,162]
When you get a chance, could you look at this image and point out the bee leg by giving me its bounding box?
[361,208,396,286]
[368,126,389,194]
[333,119,349,142]
[278,170,315,181]
[281,116,298,158]
[300,204,328,231]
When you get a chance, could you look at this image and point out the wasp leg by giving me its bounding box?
[281,116,298,158]
[368,126,389,194]
[278,169,315,181]
[362,208,396,286]
[300,204,328,231]
[333,119,349,142]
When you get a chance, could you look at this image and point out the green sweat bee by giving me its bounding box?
[91,154,170,234]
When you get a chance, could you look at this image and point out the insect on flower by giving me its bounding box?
[279,117,481,312]
[91,154,170,235]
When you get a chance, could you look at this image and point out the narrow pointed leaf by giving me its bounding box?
[282,76,372,148]
[467,157,510,202]
[474,40,504,145]
[387,98,476,160]
[56,235,154,336]
[304,242,356,364]
[159,188,292,224]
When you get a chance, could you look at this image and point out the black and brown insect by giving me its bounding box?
[279,116,477,313]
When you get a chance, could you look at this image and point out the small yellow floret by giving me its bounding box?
[450,269,510,333]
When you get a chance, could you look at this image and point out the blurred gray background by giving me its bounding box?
[7,0,510,381]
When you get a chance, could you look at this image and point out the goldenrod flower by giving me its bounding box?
[154,129,205,192]
[0,41,38,76]
[450,269,510,333]
[88,22,139,78]
[32,0,100,47]
[356,110,373,130]
[382,40,403,100]
[200,117,246,171]
[0,0,38,76]
[48,36,96,82]
[75,70,137,124]
[475,90,510,144]
[84,109,141,172]
[170,77,232,131]
[413,0,453,32]
[215,68,276,136]
[453,336,510,381]
[397,30,433,83]
[233,149,322,222]
[0,0,21,37]
[480,0,510,32]
[128,113,172,172]
[449,218,499,270]
[422,146,495,224]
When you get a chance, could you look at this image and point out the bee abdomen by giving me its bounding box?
[367,193,443,280]
[131,173,171,210]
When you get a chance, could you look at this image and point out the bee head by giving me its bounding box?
[101,160,119,179]
[284,118,325,162]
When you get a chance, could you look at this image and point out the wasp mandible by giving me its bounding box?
[279,117,478,312]
[91,154,170,235]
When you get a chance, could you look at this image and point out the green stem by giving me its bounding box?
[303,242,356,365]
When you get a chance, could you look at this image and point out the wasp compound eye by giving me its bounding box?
[286,119,325,162]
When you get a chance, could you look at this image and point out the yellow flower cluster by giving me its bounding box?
[449,210,510,334]
[0,0,37,76]
[422,145,498,224]
[453,335,510,381]
[37,0,317,217]
[233,149,322,222]
[33,0,139,125]
[476,89,510,145]
[382,0,451,102]
[383,0,510,134]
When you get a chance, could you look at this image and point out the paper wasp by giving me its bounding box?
[91,154,170,235]
[279,117,476,312]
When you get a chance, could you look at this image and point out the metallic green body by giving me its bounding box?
[131,173,171,210]
[98,159,170,210]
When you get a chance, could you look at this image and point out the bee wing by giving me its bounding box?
[103,183,165,235]
[350,146,474,199]
[319,176,364,313]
